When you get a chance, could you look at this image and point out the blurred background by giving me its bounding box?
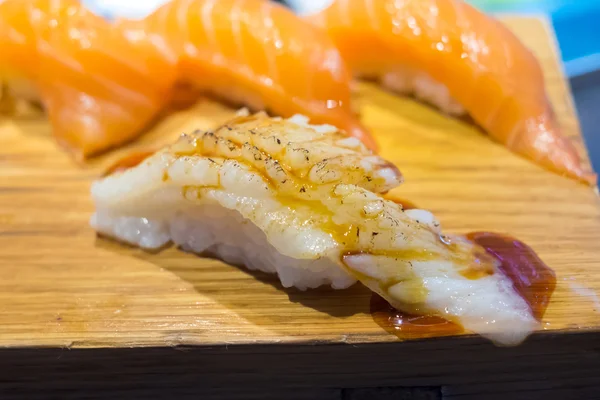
[84,0,600,170]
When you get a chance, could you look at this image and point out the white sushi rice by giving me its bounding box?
[92,202,357,290]
[381,68,465,116]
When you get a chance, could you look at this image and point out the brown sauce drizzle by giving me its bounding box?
[103,151,156,177]
[371,231,556,339]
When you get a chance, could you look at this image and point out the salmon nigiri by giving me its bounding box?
[0,0,176,158]
[308,0,595,184]
[119,0,375,150]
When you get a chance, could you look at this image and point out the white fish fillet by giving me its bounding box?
[91,112,537,345]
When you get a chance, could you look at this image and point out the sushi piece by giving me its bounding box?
[307,0,596,185]
[91,112,538,345]
[0,0,176,158]
[118,0,376,150]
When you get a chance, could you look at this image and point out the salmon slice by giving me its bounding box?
[308,0,596,185]
[0,0,176,159]
[119,0,375,150]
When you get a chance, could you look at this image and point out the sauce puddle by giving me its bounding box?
[370,294,463,339]
[467,232,556,320]
[371,231,556,339]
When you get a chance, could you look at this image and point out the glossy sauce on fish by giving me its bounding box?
[371,231,555,339]
[371,192,462,338]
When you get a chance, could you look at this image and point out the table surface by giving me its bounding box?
[0,17,599,352]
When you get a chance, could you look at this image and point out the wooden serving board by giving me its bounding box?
[0,17,599,399]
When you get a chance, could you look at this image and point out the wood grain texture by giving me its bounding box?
[0,16,599,397]
[0,17,599,348]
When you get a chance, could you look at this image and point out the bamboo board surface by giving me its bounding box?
[0,17,599,351]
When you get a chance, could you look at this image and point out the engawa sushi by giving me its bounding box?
[91,112,538,346]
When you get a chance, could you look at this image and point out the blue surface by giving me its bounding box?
[553,4,600,77]
[472,1,600,77]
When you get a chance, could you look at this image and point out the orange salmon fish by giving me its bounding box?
[0,0,176,159]
[119,0,375,150]
[308,0,595,184]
